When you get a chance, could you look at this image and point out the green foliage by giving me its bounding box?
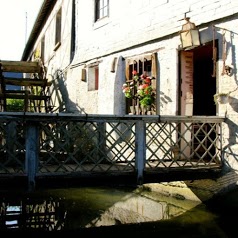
[6,99,24,111]
[122,71,155,107]
[140,95,153,106]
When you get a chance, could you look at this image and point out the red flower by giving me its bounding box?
[144,77,151,85]
[122,86,130,93]
[132,70,137,75]
[144,87,151,95]
[140,71,149,79]
[138,84,145,90]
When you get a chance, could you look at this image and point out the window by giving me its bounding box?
[88,66,99,91]
[55,8,62,50]
[125,53,157,115]
[95,0,109,22]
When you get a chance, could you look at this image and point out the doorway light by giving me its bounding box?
[180,17,200,50]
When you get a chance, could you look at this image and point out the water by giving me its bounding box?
[0,184,237,237]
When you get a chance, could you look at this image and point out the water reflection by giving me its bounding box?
[0,198,66,230]
[3,185,238,237]
[0,186,200,231]
[5,206,21,228]
[85,188,200,227]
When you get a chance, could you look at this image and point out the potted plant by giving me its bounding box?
[122,71,155,110]
[213,92,230,104]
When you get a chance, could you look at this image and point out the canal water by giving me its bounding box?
[0,183,237,237]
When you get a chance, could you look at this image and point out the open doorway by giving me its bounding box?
[179,42,217,159]
[180,41,217,116]
[193,43,216,116]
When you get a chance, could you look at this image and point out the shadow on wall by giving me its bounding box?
[222,116,238,171]
[49,69,87,114]
[229,31,237,84]
[160,91,172,108]
[113,56,126,116]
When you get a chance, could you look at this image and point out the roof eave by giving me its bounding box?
[21,0,57,61]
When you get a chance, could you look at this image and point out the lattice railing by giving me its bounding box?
[0,113,224,186]
[145,120,221,170]
[0,119,25,173]
[38,120,136,173]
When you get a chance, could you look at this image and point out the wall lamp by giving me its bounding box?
[180,17,201,50]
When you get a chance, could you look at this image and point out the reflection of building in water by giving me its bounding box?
[86,195,168,227]
[0,199,66,230]
[86,192,200,227]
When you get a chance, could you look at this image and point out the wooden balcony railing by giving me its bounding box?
[0,112,225,189]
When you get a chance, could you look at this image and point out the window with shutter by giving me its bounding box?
[88,65,99,91]
[123,53,157,115]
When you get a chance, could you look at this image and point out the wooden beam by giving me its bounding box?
[4,77,52,86]
[0,61,41,73]
[0,93,50,100]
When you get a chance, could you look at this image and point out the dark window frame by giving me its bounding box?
[95,0,109,22]
[55,8,62,50]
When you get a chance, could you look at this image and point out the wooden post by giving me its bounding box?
[25,122,39,191]
[135,120,146,185]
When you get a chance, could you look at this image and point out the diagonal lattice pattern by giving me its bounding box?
[0,120,25,173]
[38,121,136,173]
[0,115,223,177]
[145,121,222,170]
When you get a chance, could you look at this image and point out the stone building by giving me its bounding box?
[21,0,238,173]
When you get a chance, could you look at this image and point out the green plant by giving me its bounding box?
[6,99,24,111]
[139,95,153,106]
[122,84,133,98]
[122,70,155,107]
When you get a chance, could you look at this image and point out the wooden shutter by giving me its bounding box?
[151,52,158,113]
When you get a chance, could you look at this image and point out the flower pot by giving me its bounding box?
[141,104,151,115]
